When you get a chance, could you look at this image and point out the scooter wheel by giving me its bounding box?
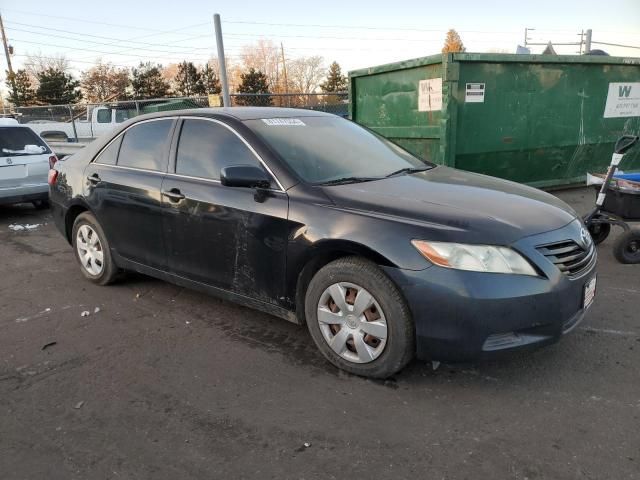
[588,222,611,245]
[613,229,640,264]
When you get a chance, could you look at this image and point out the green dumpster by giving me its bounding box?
[349,53,640,188]
[141,98,202,113]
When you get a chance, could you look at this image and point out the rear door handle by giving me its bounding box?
[87,173,101,185]
[162,188,185,202]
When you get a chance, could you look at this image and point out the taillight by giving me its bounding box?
[48,169,58,185]
[48,155,58,169]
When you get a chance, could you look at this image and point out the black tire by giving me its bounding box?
[613,229,640,264]
[588,221,611,245]
[32,199,50,210]
[304,256,415,378]
[71,212,119,285]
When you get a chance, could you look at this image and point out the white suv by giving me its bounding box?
[0,118,57,208]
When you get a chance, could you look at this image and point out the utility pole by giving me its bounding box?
[579,30,584,54]
[280,42,289,106]
[584,29,592,54]
[524,28,534,48]
[0,13,16,97]
[213,14,231,107]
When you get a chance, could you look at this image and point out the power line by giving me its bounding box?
[592,41,640,50]
[14,54,133,68]
[2,7,207,34]
[4,21,209,51]
[224,19,520,35]
[5,19,521,53]
[6,26,214,54]
[10,38,214,60]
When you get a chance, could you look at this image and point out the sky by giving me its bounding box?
[1,0,639,85]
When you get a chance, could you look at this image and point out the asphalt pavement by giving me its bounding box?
[1,187,638,480]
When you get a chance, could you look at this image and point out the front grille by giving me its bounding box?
[536,240,595,277]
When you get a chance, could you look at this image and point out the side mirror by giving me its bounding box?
[614,135,639,155]
[220,165,271,189]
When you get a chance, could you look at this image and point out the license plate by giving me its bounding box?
[0,165,26,180]
[584,277,597,310]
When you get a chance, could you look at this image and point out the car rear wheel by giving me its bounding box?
[72,212,118,285]
[304,257,415,378]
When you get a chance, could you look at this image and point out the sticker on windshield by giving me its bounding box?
[261,118,306,126]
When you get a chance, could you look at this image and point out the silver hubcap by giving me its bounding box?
[76,224,104,276]
[317,282,388,364]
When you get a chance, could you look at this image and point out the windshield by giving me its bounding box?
[245,117,432,184]
[0,127,50,156]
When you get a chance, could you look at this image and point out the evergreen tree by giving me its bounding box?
[131,62,171,99]
[201,64,221,95]
[36,68,82,104]
[236,68,271,106]
[320,61,347,93]
[5,69,36,106]
[175,61,205,96]
[442,29,466,53]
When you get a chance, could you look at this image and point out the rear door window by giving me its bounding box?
[175,119,262,180]
[117,119,173,171]
[0,127,51,156]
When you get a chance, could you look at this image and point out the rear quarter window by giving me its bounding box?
[95,136,123,165]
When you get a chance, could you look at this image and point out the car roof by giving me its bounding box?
[0,118,21,126]
[129,107,335,123]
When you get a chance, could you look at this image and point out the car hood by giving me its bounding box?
[320,166,578,245]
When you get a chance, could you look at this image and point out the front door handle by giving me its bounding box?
[162,188,185,202]
[87,173,101,185]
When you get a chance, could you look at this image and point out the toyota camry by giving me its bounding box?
[49,108,597,378]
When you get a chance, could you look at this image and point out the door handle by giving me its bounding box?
[162,188,185,202]
[86,173,101,185]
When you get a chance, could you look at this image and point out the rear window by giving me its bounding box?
[0,127,51,156]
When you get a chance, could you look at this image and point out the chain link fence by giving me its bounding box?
[12,92,348,142]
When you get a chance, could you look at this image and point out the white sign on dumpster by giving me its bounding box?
[418,78,442,112]
[465,83,485,103]
[604,82,640,118]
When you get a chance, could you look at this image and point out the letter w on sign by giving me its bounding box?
[619,85,632,98]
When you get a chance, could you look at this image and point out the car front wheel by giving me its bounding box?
[304,257,415,378]
[72,212,119,285]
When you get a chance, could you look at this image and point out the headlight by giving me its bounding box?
[411,240,537,275]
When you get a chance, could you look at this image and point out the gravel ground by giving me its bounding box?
[1,188,638,480]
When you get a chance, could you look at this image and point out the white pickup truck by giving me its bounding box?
[24,105,132,143]
[23,98,203,143]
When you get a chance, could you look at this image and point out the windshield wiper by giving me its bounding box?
[317,176,380,186]
[385,166,430,178]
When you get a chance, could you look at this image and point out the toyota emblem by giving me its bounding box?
[6,158,12,165]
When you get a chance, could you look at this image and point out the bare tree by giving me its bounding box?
[206,57,242,92]
[81,62,129,102]
[24,51,70,83]
[241,40,280,89]
[161,63,180,92]
[287,56,325,93]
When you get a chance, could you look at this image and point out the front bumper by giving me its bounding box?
[0,183,49,206]
[383,221,597,362]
